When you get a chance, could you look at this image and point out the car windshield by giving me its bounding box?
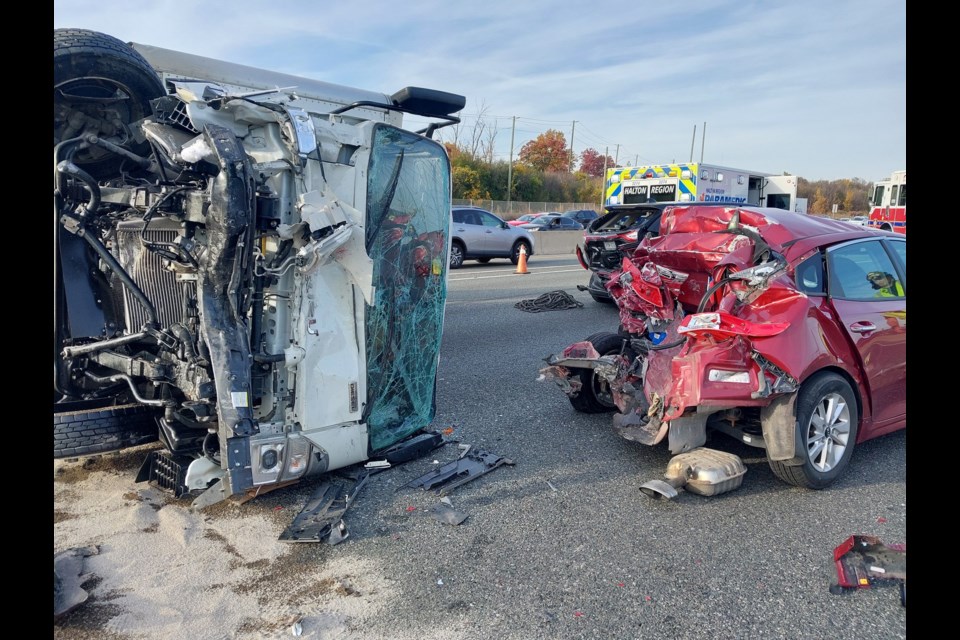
[598,210,656,232]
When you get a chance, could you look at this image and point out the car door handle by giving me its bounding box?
[849,321,877,333]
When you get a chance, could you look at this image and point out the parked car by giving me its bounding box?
[577,202,731,303]
[54,28,465,505]
[507,212,550,227]
[543,204,905,496]
[521,215,583,230]
[450,206,535,268]
[561,209,600,226]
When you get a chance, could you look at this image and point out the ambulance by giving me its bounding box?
[604,162,798,211]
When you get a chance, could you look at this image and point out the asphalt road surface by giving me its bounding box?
[55,255,908,639]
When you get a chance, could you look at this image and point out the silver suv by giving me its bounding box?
[450,207,535,268]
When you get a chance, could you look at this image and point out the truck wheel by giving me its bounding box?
[54,401,161,459]
[568,332,627,414]
[767,372,858,489]
[54,28,166,180]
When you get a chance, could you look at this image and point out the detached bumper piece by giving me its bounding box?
[831,535,906,607]
[403,448,514,496]
[278,472,370,544]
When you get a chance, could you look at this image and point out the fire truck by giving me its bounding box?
[604,162,798,211]
[866,170,906,234]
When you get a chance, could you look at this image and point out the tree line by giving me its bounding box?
[441,125,874,215]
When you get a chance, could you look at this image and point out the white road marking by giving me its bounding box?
[449,268,584,281]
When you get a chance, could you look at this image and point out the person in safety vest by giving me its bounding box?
[867,271,904,297]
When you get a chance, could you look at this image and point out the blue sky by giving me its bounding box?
[54,0,905,182]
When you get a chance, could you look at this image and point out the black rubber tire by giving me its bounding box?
[510,240,532,265]
[768,371,858,489]
[569,332,626,414]
[54,28,166,180]
[449,241,465,269]
[54,402,161,459]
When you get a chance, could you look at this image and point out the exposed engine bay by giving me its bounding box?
[54,29,466,505]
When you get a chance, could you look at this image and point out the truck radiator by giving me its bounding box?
[115,218,188,332]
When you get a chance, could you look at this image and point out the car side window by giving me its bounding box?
[886,238,906,279]
[452,209,465,224]
[478,210,502,228]
[827,240,904,300]
[794,254,825,295]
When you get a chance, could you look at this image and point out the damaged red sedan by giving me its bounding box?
[541,205,905,498]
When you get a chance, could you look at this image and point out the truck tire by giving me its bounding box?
[54,28,166,180]
[54,402,160,459]
[568,332,627,414]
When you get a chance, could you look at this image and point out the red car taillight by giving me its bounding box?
[622,258,665,307]
[575,245,588,270]
[677,312,789,340]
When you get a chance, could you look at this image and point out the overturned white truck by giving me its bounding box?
[54,29,465,506]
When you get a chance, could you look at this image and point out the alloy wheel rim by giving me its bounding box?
[805,391,851,472]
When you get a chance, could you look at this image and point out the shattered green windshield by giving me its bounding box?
[364,125,451,451]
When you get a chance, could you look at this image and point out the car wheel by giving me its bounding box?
[569,332,628,414]
[510,240,531,265]
[767,372,858,489]
[476,258,492,264]
[54,400,161,459]
[54,28,166,180]
[449,241,465,269]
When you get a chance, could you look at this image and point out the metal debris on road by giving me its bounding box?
[402,448,514,495]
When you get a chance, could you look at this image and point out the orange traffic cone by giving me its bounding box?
[515,244,529,274]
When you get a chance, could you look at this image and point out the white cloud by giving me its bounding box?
[53,0,906,180]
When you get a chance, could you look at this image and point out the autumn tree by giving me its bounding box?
[519,130,570,173]
[811,187,830,215]
[509,164,544,202]
[578,148,615,177]
[440,100,497,161]
[452,165,489,200]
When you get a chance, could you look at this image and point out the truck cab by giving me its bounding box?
[54,29,466,505]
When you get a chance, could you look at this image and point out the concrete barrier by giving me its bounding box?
[529,230,584,256]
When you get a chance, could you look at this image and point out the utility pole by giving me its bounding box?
[614,144,620,166]
[507,116,516,209]
[700,122,706,164]
[634,154,638,166]
[600,146,609,210]
[569,120,577,171]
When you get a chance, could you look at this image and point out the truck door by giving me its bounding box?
[762,175,796,210]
